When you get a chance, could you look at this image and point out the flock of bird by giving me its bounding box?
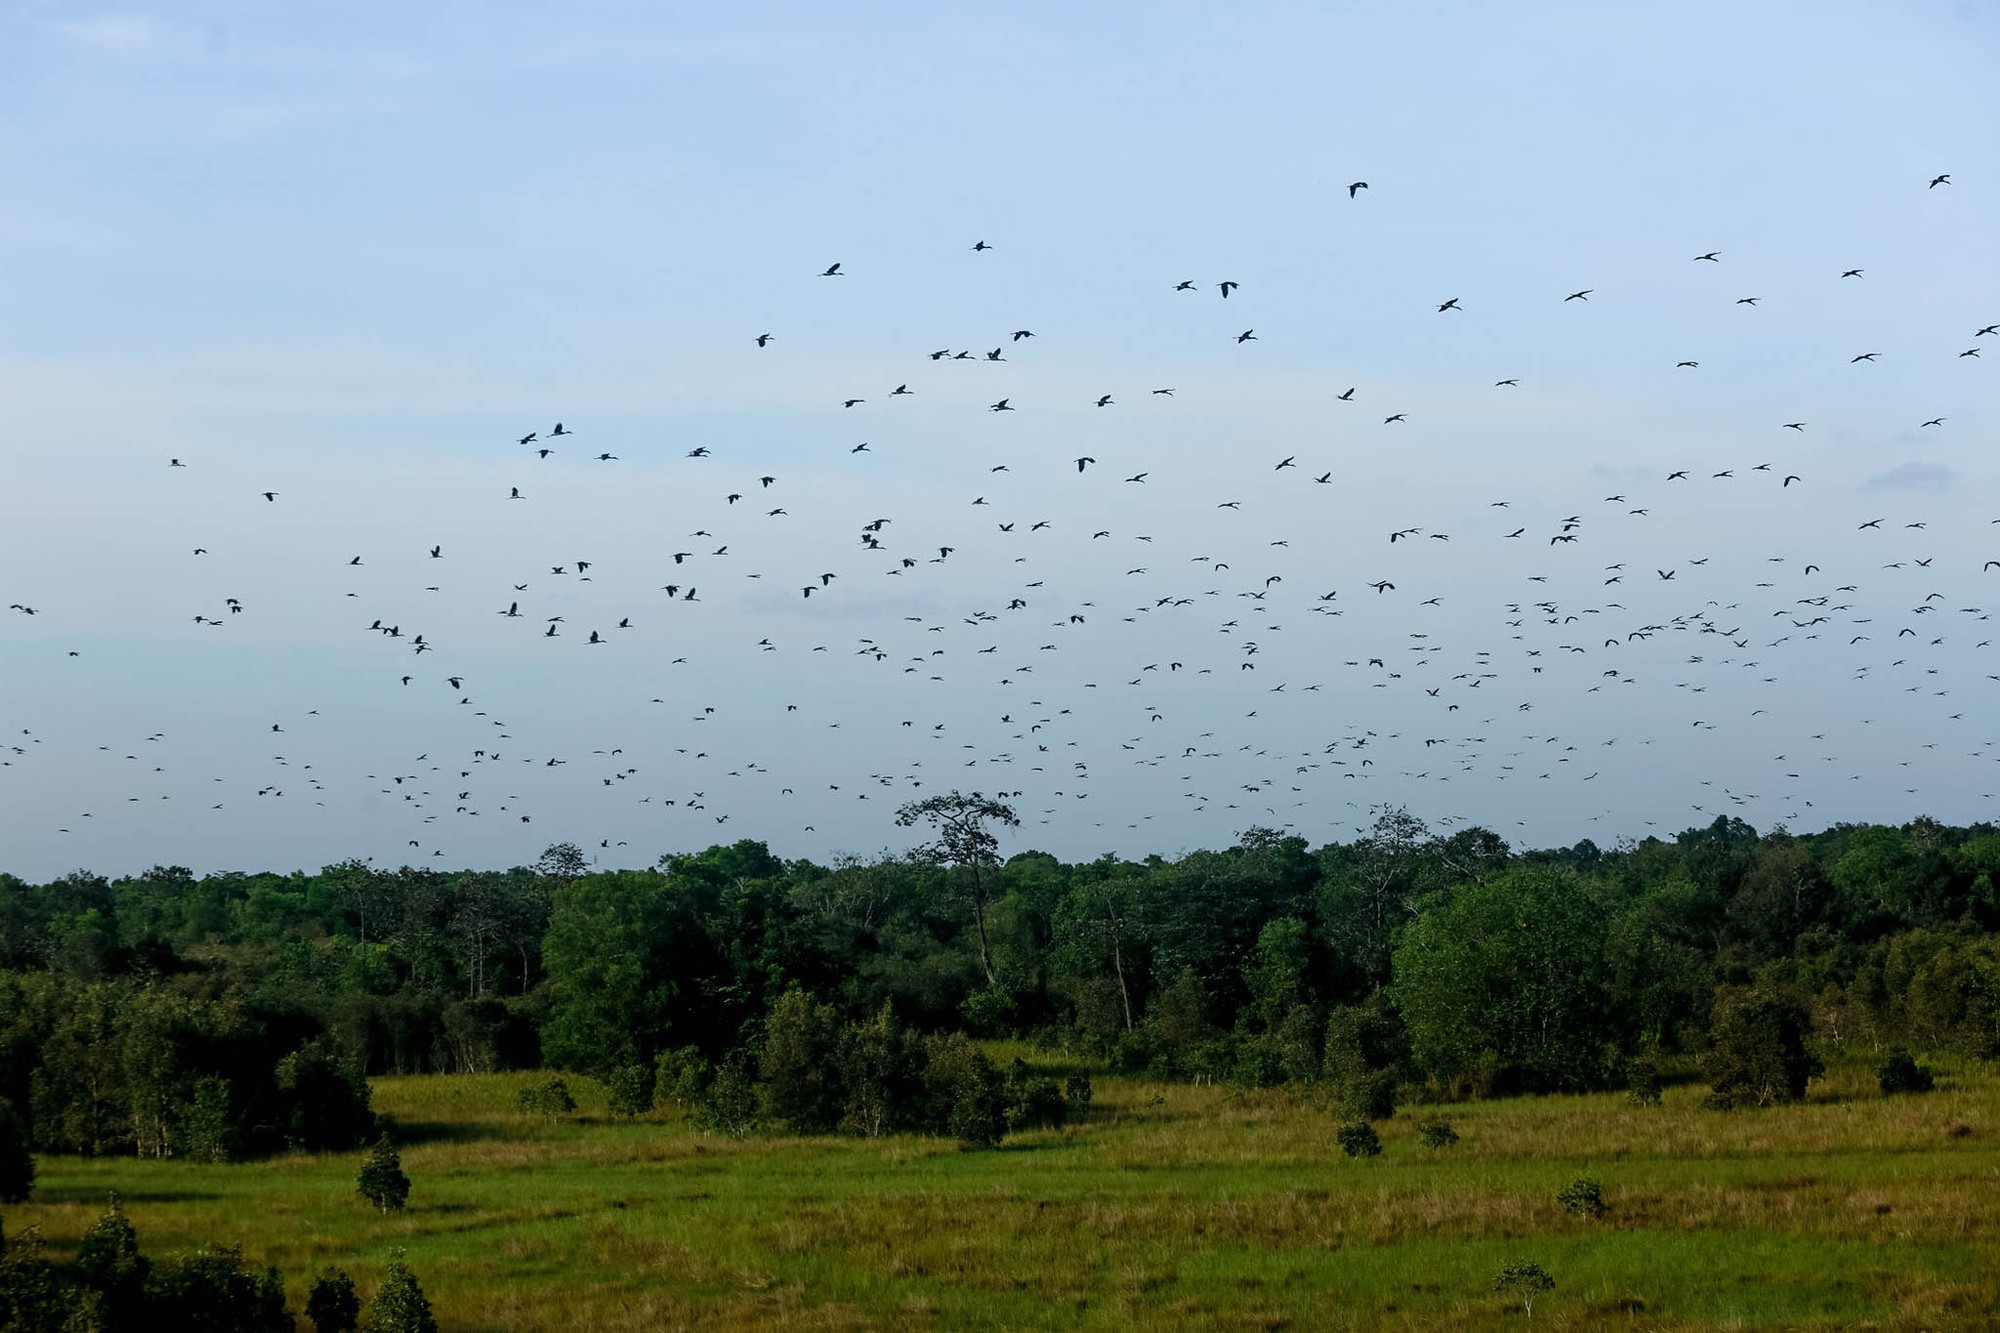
[5,171,1996,872]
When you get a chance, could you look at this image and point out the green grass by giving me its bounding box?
[10,1059,2000,1329]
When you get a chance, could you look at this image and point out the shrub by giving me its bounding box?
[1624,1057,1663,1107]
[1877,1047,1935,1095]
[655,1046,713,1110]
[0,1104,33,1203]
[835,1006,923,1138]
[356,1135,410,1212]
[1336,1122,1381,1158]
[1556,1176,1606,1219]
[1336,1070,1398,1122]
[305,1268,361,1333]
[275,1037,376,1151]
[1063,1070,1094,1118]
[517,1077,577,1119]
[1004,1061,1069,1132]
[1493,1260,1555,1316]
[72,1194,149,1324]
[920,1033,1006,1149]
[144,1244,290,1332]
[365,1252,438,1333]
[1322,1003,1407,1117]
[603,1064,656,1118]
[759,990,843,1133]
[1417,1115,1459,1148]
[1702,985,1822,1108]
[0,1223,70,1332]
[698,1058,759,1137]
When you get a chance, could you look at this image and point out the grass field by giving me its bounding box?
[10,1053,2000,1330]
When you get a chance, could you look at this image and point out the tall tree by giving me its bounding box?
[895,792,1019,987]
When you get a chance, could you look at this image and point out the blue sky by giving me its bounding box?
[2,1,1997,877]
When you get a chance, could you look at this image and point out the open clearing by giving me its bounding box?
[12,1056,1999,1330]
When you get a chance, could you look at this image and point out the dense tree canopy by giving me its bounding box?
[3,809,1999,1158]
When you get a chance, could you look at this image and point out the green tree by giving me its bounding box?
[1702,985,1821,1108]
[835,1005,922,1138]
[275,1037,376,1151]
[540,869,713,1077]
[356,1135,410,1211]
[758,989,843,1134]
[517,1077,575,1119]
[919,1032,1006,1148]
[1391,869,1614,1093]
[896,791,1020,988]
[1493,1260,1555,1317]
[306,1268,362,1333]
[365,1252,438,1333]
[72,1194,149,1326]
[28,979,132,1155]
[603,1064,656,1118]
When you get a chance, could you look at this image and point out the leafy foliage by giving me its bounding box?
[1336,1121,1381,1158]
[517,1077,576,1119]
[1877,1047,1935,1095]
[2,815,1999,1159]
[366,1252,439,1333]
[1556,1177,1606,1219]
[306,1268,362,1333]
[356,1134,410,1212]
[1703,986,1822,1108]
[1417,1115,1459,1148]
[1493,1260,1556,1316]
[603,1063,656,1117]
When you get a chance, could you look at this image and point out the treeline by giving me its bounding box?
[3,803,1999,1158]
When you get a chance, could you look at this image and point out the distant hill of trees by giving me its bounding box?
[3,801,1997,1158]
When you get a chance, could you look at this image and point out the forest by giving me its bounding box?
[3,798,1997,1167]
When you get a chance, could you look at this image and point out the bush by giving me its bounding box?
[921,1033,1007,1149]
[356,1135,410,1212]
[305,1268,361,1332]
[835,1006,923,1138]
[603,1064,656,1118]
[1417,1115,1459,1148]
[144,1244,290,1332]
[0,1223,70,1332]
[365,1252,438,1333]
[0,1104,34,1203]
[1877,1047,1935,1095]
[1063,1070,1094,1118]
[275,1037,376,1151]
[517,1077,577,1119]
[698,1058,759,1137]
[1702,985,1821,1107]
[1322,1003,1407,1117]
[760,990,844,1133]
[1336,1122,1381,1158]
[1624,1057,1663,1107]
[1556,1176,1606,1219]
[1004,1061,1069,1132]
[1493,1260,1555,1316]
[1336,1069,1398,1122]
[72,1194,149,1324]
[655,1046,713,1110]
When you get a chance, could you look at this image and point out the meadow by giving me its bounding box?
[11,1053,2000,1331]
